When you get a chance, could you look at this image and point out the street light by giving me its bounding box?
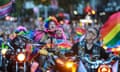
[73,10,78,15]
[5,16,17,21]
[91,10,96,15]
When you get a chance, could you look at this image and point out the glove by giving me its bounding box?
[39,49,48,55]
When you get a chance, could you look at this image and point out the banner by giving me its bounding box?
[0,1,12,18]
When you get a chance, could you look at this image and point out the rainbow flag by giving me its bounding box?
[0,1,12,18]
[106,47,120,56]
[100,12,120,48]
[57,42,72,50]
[75,28,85,36]
[107,47,120,52]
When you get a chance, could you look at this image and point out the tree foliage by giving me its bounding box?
[58,0,80,12]
[34,0,50,6]
[0,0,10,6]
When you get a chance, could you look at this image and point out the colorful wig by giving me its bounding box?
[44,16,59,29]
[15,26,27,34]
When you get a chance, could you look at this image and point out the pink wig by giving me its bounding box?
[55,27,67,40]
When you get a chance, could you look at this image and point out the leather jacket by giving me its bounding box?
[78,40,109,60]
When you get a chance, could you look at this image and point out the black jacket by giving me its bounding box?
[71,41,109,60]
[84,43,109,59]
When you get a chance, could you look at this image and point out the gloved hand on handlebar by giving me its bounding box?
[39,49,48,55]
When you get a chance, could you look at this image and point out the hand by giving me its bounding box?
[39,49,48,55]
[109,53,114,57]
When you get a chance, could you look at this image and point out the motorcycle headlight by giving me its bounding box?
[65,61,74,68]
[46,70,51,72]
[1,49,8,55]
[17,53,26,62]
[98,65,111,72]
[56,58,64,65]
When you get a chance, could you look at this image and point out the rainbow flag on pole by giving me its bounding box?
[74,28,85,42]
[100,12,120,49]
[75,27,85,36]
[57,42,72,51]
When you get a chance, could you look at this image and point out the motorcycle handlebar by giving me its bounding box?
[103,56,116,64]
[32,43,46,47]
[21,35,33,42]
[83,55,117,65]
[6,42,14,50]
[84,57,101,64]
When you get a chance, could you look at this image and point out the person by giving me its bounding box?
[9,26,28,49]
[61,19,71,40]
[76,27,119,72]
[43,17,59,48]
[71,27,109,60]
[55,27,67,44]
[84,28,108,58]
[45,20,57,38]
[88,27,110,58]
[44,16,59,37]
[72,27,111,72]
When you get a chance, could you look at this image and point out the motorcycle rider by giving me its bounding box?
[71,27,112,72]
[30,17,59,72]
[83,27,109,59]
[72,27,110,59]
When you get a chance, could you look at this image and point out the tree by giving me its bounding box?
[11,0,24,17]
[0,0,10,6]
[58,0,80,12]
[34,0,50,6]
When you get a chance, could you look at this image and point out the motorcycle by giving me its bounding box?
[5,35,31,72]
[30,46,78,72]
[0,47,8,72]
[5,45,29,72]
[55,56,78,72]
[0,42,12,72]
[44,50,78,72]
[79,55,119,72]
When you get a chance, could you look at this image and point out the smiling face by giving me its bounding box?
[56,29,62,37]
[85,28,97,44]
[48,21,56,31]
